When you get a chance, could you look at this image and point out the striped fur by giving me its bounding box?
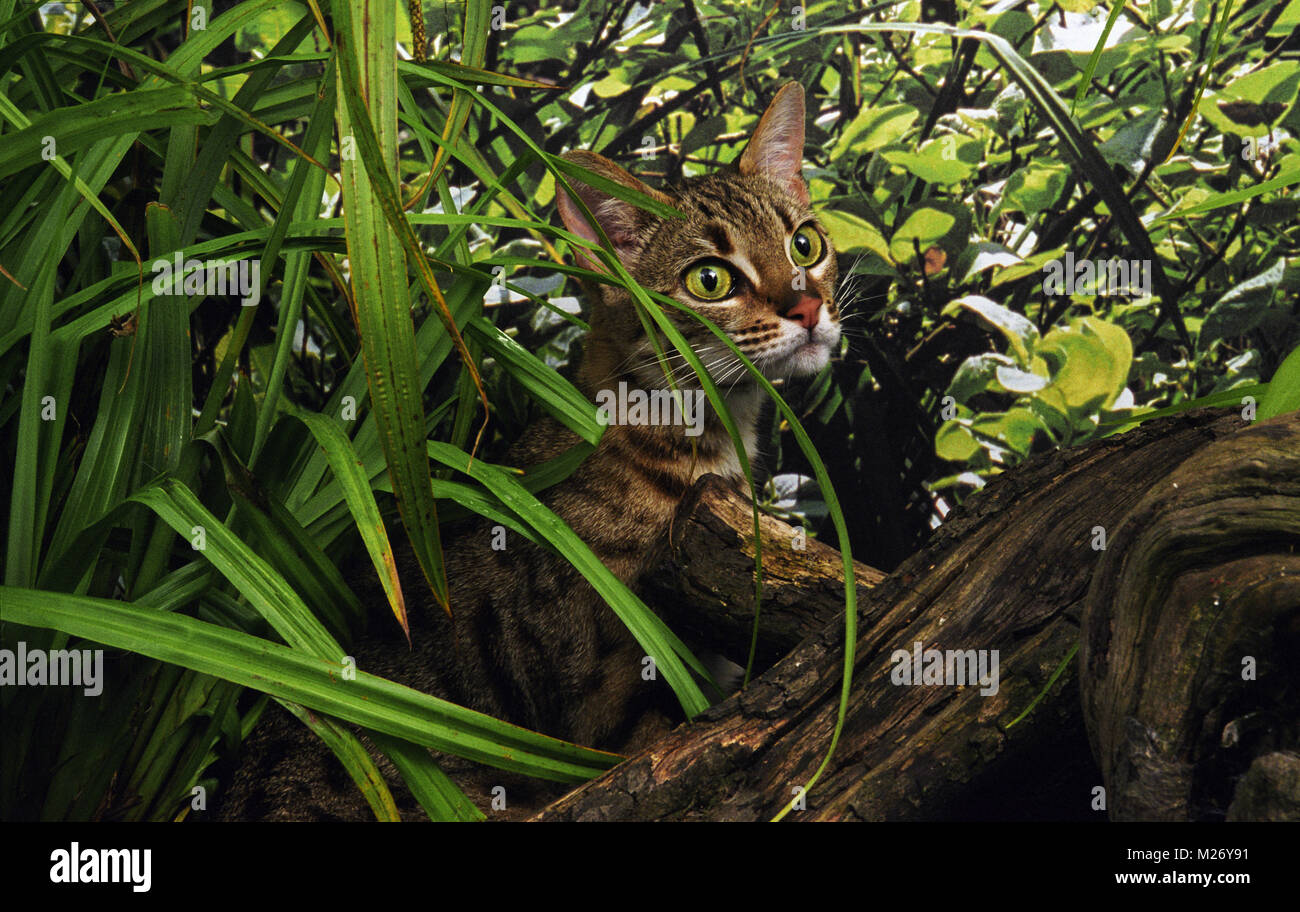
[216,83,840,820]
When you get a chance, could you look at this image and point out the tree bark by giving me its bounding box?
[533,408,1296,821]
[641,474,884,670]
[1080,412,1300,821]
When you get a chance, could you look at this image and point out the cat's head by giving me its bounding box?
[557,83,840,392]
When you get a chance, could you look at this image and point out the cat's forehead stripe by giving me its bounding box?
[774,204,794,233]
[702,222,732,256]
[681,182,730,214]
[684,180,803,235]
[689,180,762,224]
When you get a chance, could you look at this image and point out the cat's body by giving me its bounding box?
[216,83,840,819]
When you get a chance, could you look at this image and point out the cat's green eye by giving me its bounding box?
[790,225,824,267]
[683,260,735,301]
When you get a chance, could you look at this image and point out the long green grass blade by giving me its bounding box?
[425,442,711,716]
[280,702,402,822]
[1,587,620,781]
[370,732,486,822]
[334,0,451,611]
[1070,4,1127,114]
[284,404,409,635]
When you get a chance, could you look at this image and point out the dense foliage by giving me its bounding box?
[1,0,1297,821]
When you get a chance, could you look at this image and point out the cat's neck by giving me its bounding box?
[575,290,767,482]
[579,361,763,484]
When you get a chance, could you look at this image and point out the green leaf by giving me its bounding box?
[424,442,710,718]
[370,732,486,822]
[817,210,894,267]
[1201,258,1287,347]
[1036,317,1132,417]
[972,407,1043,456]
[944,295,1040,366]
[1156,168,1300,222]
[283,405,409,635]
[400,59,560,90]
[549,154,682,221]
[936,421,981,461]
[335,0,451,612]
[0,587,619,782]
[832,103,918,157]
[1259,343,1300,421]
[1097,109,1165,172]
[999,162,1069,215]
[129,478,342,659]
[995,364,1050,394]
[1215,62,1300,127]
[1071,2,1128,113]
[1100,384,1270,433]
[956,241,1024,282]
[882,135,979,184]
[947,352,1017,402]
[279,702,402,822]
[465,317,605,445]
[422,0,492,186]
[889,202,971,263]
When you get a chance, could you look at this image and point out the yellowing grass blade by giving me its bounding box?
[423,0,491,188]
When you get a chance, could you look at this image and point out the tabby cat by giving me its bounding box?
[217,82,840,819]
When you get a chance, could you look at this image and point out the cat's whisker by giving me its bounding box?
[618,343,725,387]
[722,362,753,393]
[641,353,711,378]
[698,350,739,372]
[836,289,890,316]
[650,351,729,387]
[712,358,747,385]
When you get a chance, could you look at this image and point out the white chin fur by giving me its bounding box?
[763,304,841,377]
[783,342,831,376]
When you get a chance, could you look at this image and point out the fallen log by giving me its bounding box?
[535,408,1268,820]
[1080,412,1300,821]
[641,474,885,669]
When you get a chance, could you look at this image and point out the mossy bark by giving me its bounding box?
[1080,412,1300,821]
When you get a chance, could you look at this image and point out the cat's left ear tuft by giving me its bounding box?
[738,83,808,205]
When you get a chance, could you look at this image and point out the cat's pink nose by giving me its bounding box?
[785,293,822,329]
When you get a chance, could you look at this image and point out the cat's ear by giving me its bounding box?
[556,151,668,274]
[738,82,809,205]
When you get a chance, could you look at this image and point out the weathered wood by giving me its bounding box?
[1226,752,1300,821]
[535,409,1252,821]
[1080,412,1300,821]
[642,474,884,669]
